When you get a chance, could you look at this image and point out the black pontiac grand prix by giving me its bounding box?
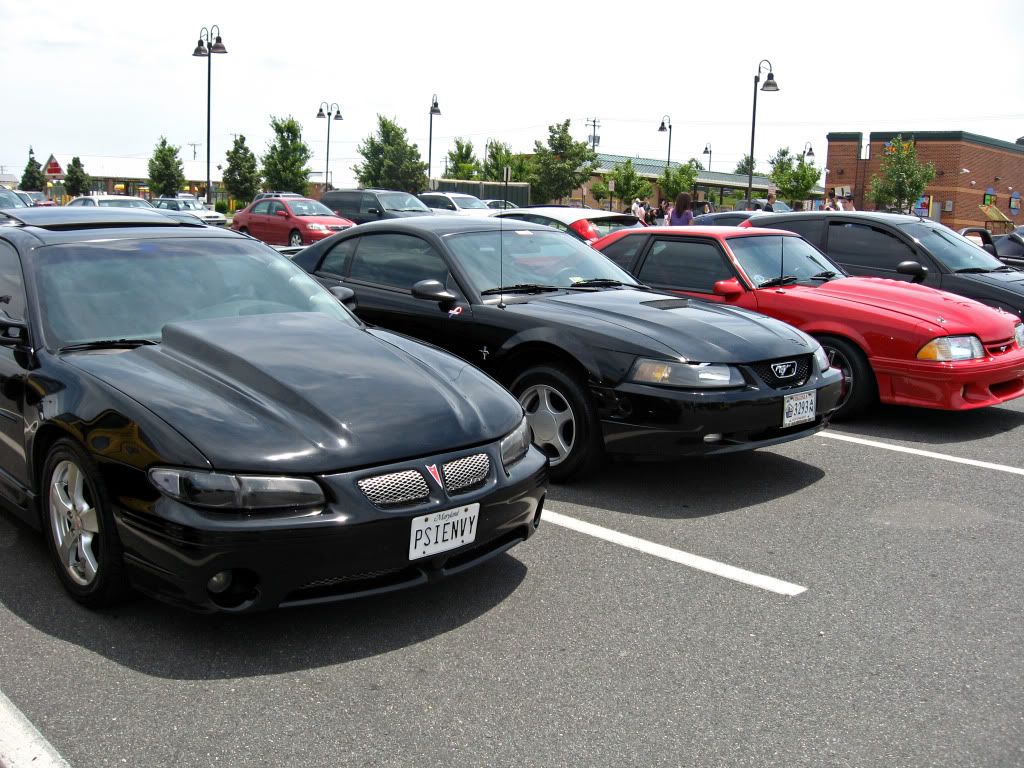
[294,217,845,480]
[0,208,546,612]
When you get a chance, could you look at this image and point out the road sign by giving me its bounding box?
[503,166,511,183]
[608,179,615,192]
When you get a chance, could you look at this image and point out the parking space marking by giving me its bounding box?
[822,432,1024,476]
[543,508,807,596]
[0,688,71,768]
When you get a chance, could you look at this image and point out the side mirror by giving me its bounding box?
[0,318,28,348]
[275,209,289,218]
[983,243,997,255]
[330,285,357,310]
[367,208,381,216]
[896,260,928,283]
[712,277,744,298]
[412,279,457,307]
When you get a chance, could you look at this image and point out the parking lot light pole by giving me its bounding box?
[657,116,672,171]
[428,95,441,185]
[317,102,343,191]
[803,141,814,162]
[746,59,778,205]
[192,26,227,207]
[703,143,712,172]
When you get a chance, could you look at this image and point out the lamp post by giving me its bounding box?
[703,142,712,172]
[746,59,778,206]
[428,94,441,184]
[316,102,343,191]
[192,26,227,207]
[802,141,814,162]
[657,116,672,170]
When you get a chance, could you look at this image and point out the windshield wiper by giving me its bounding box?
[758,275,799,288]
[480,283,562,295]
[59,338,159,352]
[566,278,640,289]
[809,271,838,280]
[954,267,995,273]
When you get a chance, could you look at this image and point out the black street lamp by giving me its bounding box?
[428,94,441,184]
[803,141,814,161]
[746,59,778,205]
[658,116,672,170]
[703,142,712,172]
[317,102,343,191]
[192,25,227,206]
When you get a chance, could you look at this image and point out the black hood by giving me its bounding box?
[952,269,1024,300]
[64,313,522,473]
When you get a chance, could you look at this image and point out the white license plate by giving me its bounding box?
[409,503,480,560]
[782,390,816,427]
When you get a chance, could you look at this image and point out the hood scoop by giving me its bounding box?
[642,298,690,310]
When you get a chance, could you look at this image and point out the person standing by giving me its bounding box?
[844,194,857,211]
[670,193,693,226]
[763,193,776,212]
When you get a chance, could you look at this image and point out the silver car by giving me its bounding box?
[153,197,227,226]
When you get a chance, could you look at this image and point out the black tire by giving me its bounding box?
[239,226,249,235]
[510,364,604,482]
[289,230,303,247]
[816,335,876,420]
[40,439,129,608]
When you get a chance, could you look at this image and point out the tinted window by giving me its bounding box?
[251,201,271,215]
[360,193,379,214]
[774,218,823,244]
[827,222,914,269]
[98,198,151,208]
[268,201,286,215]
[320,238,357,276]
[286,199,333,216]
[327,191,360,214]
[727,235,843,287]
[452,196,488,210]
[0,242,27,322]
[639,240,733,292]
[600,235,646,271]
[378,192,429,212]
[348,234,448,289]
[898,222,1005,272]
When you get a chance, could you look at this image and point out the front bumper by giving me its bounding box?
[873,348,1024,410]
[594,367,844,458]
[306,227,350,243]
[114,445,547,612]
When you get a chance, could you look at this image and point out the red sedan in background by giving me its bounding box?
[232,197,354,246]
[593,226,1024,418]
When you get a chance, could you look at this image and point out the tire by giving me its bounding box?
[289,230,303,247]
[239,226,249,235]
[510,364,604,482]
[816,335,877,420]
[41,439,129,608]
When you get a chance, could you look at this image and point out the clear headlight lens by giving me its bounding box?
[149,468,325,510]
[306,223,327,231]
[1015,323,1024,349]
[916,335,985,361]
[630,358,744,388]
[500,416,531,470]
[812,343,830,372]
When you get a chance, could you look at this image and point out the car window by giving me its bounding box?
[0,189,27,208]
[452,196,488,210]
[326,191,359,214]
[773,218,823,244]
[287,199,333,216]
[727,235,843,287]
[420,196,442,209]
[0,242,27,322]
[587,216,644,237]
[320,238,358,276]
[252,201,271,215]
[98,198,151,208]
[268,201,286,215]
[897,221,1005,272]
[599,235,646,271]
[639,239,734,292]
[348,233,449,289]
[360,193,379,214]
[378,192,429,212]
[826,222,915,269]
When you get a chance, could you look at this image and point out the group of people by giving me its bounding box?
[629,193,711,226]
[824,190,856,211]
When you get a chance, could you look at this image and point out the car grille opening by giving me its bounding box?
[750,354,811,389]
[442,453,491,493]
[357,470,430,507]
[984,338,1015,356]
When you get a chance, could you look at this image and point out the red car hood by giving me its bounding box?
[301,215,353,227]
[809,277,1019,341]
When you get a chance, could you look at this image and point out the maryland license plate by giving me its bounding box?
[409,503,479,560]
[782,390,816,427]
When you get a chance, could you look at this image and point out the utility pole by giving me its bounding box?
[187,143,202,161]
[586,117,600,152]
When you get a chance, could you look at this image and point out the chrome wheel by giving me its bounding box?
[519,384,576,466]
[289,230,303,247]
[825,345,854,410]
[48,460,100,587]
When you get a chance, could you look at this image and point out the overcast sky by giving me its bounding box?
[2,0,1021,189]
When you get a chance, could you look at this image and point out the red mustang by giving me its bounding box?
[593,226,1024,418]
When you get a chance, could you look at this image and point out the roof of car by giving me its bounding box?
[748,211,922,225]
[0,207,244,244]
[606,225,801,241]
[494,206,638,225]
[341,215,551,236]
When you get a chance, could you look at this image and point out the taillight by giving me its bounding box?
[570,219,601,243]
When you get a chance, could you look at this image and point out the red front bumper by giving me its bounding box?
[873,348,1024,410]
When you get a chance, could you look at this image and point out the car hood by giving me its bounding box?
[955,269,1024,293]
[519,289,812,362]
[64,313,521,473]
[383,209,434,218]
[808,277,1018,339]
[299,215,353,227]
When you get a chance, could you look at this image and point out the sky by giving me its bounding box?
[1,0,1021,190]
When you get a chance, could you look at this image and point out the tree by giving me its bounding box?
[868,134,936,213]
[481,140,533,182]
[20,147,46,191]
[353,115,428,193]
[767,147,795,175]
[658,161,698,203]
[768,148,822,207]
[443,138,480,179]
[687,157,705,171]
[590,179,609,207]
[223,134,261,204]
[147,137,186,198]
[734,154,757,177]
[529,120,597,203]
[606,160,652,208]
[262,116,312,196]
[63,156,91,198]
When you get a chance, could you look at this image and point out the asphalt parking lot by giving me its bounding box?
[1,400,1022,768]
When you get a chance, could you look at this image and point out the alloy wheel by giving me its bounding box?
[48,459,101,587]
[825,345,854,410]
[519,384,576,466]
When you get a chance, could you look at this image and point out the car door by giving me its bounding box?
[265,200,290,244]
[633,237,748,307]
[359,192,384,224]
[246,200,271,240]
[597,233,651,273]
[823,220,941,288]
[0,241,31,503]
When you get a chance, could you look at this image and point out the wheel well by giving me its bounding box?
[495,343,591,389]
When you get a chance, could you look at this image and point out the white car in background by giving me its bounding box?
[490,205,645,244]
[418,191,493,216]
[153,197,227,226]
[66,195,154,208]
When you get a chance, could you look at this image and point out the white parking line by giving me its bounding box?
[822,431,1024,476]
[543,509,807,596]
[0,688,71,768]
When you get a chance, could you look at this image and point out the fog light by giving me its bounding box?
[207,570,233,594]
[703,433,723,443]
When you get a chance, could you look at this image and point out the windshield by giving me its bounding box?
[26,191,46,202]
[379,192,430,212]
[453,197,488,210]
[287,199,335,216]
[178,200,205,211]
[446,229,641,293]
[898,221,1006,272]
[0,189,28,208]
[32,237,356,349]
[728,235,844,287]
[98,198,153,208]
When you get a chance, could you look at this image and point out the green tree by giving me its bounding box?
[443,138,480,180]
[606,159,652,207]
[223,134,261,204]
[590,179,609,207]
[868,134,936,213]
[262,116,312,196]
[658,161,699,202]
[734,154,757,177]
[768,148,822,207]
[481,140,532,182]
[530,120,597,203]
[767,147,794,175]
[63,156,91,198]
[687,157,705,171]
[20,147,46,191]
[147,137,186,198]
[353,115,428,193]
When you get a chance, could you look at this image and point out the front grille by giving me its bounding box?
[985,338,1015,356]
[750,354,811,389]
[357,469,429,507]
[299,568,402,590]
[443,453,491,493]
[327,224,347,231]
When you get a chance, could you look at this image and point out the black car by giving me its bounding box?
[960,226,1024,269]
[293,218,844,481]
[693,211,753,226]
[747,211,1024,320]
[320,188,434,225]
[0,208,546,612]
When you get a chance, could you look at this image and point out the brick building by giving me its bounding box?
[825,131,1024,231]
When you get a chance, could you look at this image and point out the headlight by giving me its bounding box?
[629,358,744,388]
[1015,323,1024,349]
[812,344,830,372]
[306,223,327,232]
[149,468,325,510]
[916,335,984,361]
[500,416,531,470]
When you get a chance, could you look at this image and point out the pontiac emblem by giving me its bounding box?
[771,361,797,378]
[425,464,443,488]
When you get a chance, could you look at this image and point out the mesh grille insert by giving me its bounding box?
[357,469,429,507]
[442,453,491,493]
[750,355,811,389]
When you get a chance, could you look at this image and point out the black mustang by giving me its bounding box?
[0,208,546,612]
[293,217,844,481]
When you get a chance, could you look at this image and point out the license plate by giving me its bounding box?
[409,503,480,560]
[782,390,816,427]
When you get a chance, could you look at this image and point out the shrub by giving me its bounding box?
[215,200,228,214]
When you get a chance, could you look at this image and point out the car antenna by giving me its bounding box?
[779,233,785,286]
[498,165,510,309]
